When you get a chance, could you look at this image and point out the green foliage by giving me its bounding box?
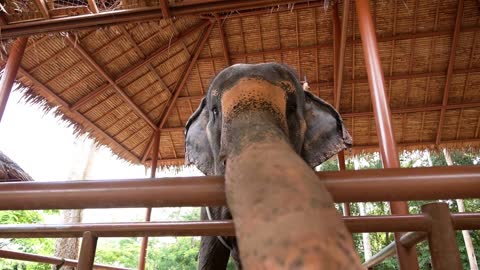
[0,210,55,270]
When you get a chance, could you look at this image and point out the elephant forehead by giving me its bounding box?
[221,78,287,118]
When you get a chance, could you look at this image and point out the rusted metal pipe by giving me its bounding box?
[0,37,28,123]
[0,249,130,270]
[78,231,98,270]
[355,0,419,268]
[422,203,462,270]
[0,167,479,210]
[1,214,479,238]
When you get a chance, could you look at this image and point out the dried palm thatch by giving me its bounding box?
[0,151,33,182]
[0,0,479,168]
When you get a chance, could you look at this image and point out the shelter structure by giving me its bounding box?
[0,0,479,270]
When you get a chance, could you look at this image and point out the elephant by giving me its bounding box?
[185,63,362,269]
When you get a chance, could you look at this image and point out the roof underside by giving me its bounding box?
[1,0,480,167]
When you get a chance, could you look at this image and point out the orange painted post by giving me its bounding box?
[0,37,28,123]
[138,130,160,270]
[77,231,98,270]
[422,203,462,270]
[355,0,419,269]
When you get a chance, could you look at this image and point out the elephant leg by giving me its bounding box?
[198,236,231,270]
[198,207,231,270]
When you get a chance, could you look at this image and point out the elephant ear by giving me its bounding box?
[302,91,352,167]
[185,98,214,175]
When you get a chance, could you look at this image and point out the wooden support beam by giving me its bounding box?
[17,67,141,163]
[70,21,207,111]
[34,0,50,19]
[66,35,156,129]
[87,0,99,14]
[145,137,480,165]
[141,22,215,164]
[173,67,480,102]
[334,0,350,110]
[159,0,171,18]
[119,26,170,92]
[198,25,480,63]
[215,14,230,66]
[159,102,480,133]
[0,13,7,26]
[0,0,315,39]
[436,0,465,145]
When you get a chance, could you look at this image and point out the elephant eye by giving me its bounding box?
[212,107,219,118]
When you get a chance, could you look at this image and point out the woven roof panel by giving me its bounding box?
[2,0,479,167]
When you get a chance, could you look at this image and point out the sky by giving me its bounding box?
[0,88,202,223]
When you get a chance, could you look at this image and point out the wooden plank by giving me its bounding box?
[436,0,465,145]
[141,22,214,163]
[34,0,50,18]
[87,0,99,14]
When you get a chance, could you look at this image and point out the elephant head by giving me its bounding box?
[185,63,352,175]
[185,63,361,269]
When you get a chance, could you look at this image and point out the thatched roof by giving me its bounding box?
[0,151,33,182]
[1,0,479,168]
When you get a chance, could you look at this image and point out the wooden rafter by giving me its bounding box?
[435,0,465,145]
[159,0,171,19]
[215,14,231,66]
[180,67,480,91]
[87,0,99,14]
[69,21,209,111]
[168,21,192,57]
[160,102,480,133]
[119,26,170,92]
[198,24,480,62]
[1,0,318,39]
[141,22,215,164]
[66,35,156,129]
[0,13,8,25]
[158,22,214,128]
[334,0,349,110]
[145,138,480,166]
[16,67,140,163]
[34,0,50,19]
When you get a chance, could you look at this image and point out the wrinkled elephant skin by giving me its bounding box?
[185,63,362,269]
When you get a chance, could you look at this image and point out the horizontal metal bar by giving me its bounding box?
[0,249,130,270]
[0,214,478,238]
[0,167,478,210]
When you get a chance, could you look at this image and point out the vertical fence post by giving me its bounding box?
[77,231,98,270]
[355,0,419,269]
[0,37,28,123]
[138,129,160,270]
[422,203,462,270]
[332,2,351,217]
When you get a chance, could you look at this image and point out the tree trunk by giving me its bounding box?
[353,157,373,261]
[52,141,96,270]
[443,148,479,270]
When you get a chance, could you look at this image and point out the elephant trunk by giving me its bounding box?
[223,116,362,269]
